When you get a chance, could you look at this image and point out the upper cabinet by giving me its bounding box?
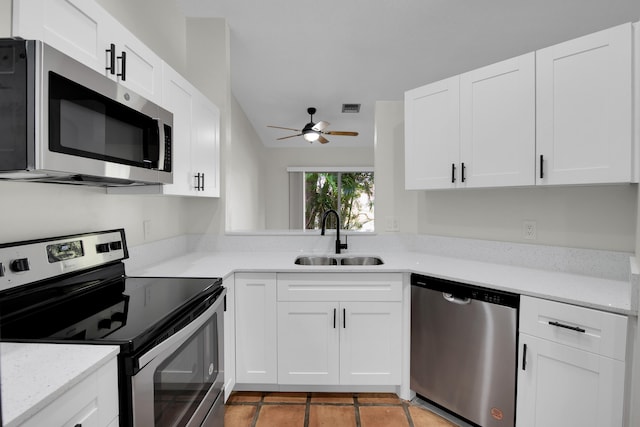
[405,22,637,190]
[536,24,633,185]
[405,54,535,190]
[13,0,162,104]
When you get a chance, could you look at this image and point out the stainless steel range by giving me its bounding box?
[0,229,225,427]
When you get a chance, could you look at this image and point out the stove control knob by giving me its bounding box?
[95,243,110,253]
[10,258,29,272]
[109,241,122,251]
[98,318,112,330]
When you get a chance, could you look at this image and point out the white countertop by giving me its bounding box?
[1,343,119,427]
[130,250,634,315]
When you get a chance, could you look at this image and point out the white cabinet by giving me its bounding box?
[13,0,162,103]
[405,53,535,189]
[460,53,535,187]
[516,296,627,427]
[536,23,634,185]
[21,358,119,427]
[405,77,460,189]
[234,272,277,384]
[276,273,402,386]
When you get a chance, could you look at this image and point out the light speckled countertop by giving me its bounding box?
[130,250,634,315]
[1,343,119,427]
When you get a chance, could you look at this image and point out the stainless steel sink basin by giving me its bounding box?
[294,256,338,265]
[339,256,384,265]
[294,255,383,266]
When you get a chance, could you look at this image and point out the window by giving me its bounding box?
[288,168,374,231]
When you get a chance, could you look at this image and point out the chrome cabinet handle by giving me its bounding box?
[548,321,586,333]
[442,292,471,305]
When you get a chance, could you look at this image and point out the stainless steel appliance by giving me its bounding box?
[0,229,224,427]
[411,273,519,427]
[0,38,173,186]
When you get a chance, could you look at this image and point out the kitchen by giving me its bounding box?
[1,0,640,426]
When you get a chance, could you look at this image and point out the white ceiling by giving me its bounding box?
[176,0,639,148]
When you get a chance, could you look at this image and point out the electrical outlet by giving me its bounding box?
[386,216,399,232]
[523,220,537,240]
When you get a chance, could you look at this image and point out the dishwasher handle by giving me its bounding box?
[442,292,471,305]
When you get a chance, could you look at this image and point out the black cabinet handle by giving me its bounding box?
[333,308,336,329]
[451,163,456,183]
[343,308,346,329]
[539,155,544,179]
[461,163,466,183]
[522,343,527,371]
[201,173,205,191]
[105,43,116,74]
[548,321,586,333]
[117,51,126,81]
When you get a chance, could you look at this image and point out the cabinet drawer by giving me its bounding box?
[277,273,403,302]
[519,296,627,361]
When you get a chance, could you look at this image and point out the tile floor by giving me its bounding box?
[225,391,458,427]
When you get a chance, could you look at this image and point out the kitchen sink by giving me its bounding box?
[294,255,383,266]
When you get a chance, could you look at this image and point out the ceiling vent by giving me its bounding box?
[341,103,361,113]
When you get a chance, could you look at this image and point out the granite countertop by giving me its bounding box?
[1,343,119,427]
[130,250,634,316]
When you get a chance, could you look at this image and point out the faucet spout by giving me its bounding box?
[321,209,348,254]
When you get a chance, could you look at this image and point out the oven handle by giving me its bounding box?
[137,288,226,370]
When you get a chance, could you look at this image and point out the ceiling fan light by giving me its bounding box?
[303,130,319,142]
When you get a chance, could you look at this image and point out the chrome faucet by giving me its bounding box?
[321,209,348,254]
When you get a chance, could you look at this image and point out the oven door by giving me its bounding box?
[132,289,225,427]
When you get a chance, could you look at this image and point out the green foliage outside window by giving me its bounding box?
[304,172,374,231]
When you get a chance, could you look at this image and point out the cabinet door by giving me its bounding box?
[235,273,277,384]
[161,63,194,196]
[460,53,535,187]
[536,23,633,185]
[340,302,402,385]
[110,19,163,104]
[404,76,460,189]
[277,301,340,385]
[13,0,112,74]
[516,334,625,427]
[191,92,221,197]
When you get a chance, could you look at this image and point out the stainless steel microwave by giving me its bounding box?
[0,38,173,186]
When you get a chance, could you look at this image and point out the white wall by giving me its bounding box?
[374,101,417,234]
[261,147,374,230]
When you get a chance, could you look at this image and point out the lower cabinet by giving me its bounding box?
[277,273,403,386]
[516,296,628,427]
[21,357,119,427]
[234,272,278,384]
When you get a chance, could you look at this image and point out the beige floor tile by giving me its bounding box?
[310,392,355,404]
[357,392,403,405]
[309,405,357,427]
[224,404,256,427]
[228,391,263,403]
[262,392,308,403]
[408,405,456,427]
[359,406,410,427]
[255,404,306,427]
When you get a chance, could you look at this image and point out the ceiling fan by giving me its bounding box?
[267,107,359,144]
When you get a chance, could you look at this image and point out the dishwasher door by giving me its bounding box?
[410,274,519,427]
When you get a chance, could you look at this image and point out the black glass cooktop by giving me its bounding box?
[0,262,222,355]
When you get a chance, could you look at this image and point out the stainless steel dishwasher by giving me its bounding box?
[411,273,520,427]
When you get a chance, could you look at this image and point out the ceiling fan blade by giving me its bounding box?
[312,121,329,131]
[323,131,359,136]
[268,125,302,132]
[276,133,303,140]
[318,135,330,144]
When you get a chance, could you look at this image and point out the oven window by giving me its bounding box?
[153,315,219,426]
[48,72,160,169]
